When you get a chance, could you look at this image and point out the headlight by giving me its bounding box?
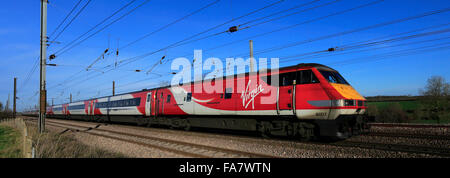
[331,100,344,107]
[344,100,355,106]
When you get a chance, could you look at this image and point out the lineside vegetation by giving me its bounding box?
[366,76,450,124]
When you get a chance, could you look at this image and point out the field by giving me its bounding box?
[366,96,450,124]
[367,100,419,111]
[0,125,22,158]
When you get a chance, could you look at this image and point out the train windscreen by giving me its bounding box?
[319,70,349,85]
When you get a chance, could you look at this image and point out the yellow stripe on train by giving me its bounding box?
[330,83,365,100]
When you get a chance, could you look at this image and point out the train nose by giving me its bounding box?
[330,83,365,101]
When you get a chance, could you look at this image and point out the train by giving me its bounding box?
[44,63,369,140]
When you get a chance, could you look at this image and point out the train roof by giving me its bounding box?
[53,63,336,105]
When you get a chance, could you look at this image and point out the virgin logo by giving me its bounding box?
[241,80,265,109]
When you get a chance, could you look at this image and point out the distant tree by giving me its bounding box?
[0,102,3,119]
[420,76,450,96]
[418,76,450,123]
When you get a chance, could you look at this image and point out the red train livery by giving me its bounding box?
[47,63,368,139]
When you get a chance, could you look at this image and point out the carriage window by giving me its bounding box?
[280,72,296,86]
[186,93,192,102]
[225,88,232,99]
[319,70,349,85]
[69,105,84,110]
[147,93,151,102]
[260,72,294,87]
[260,70,320,86]
[298,70,319,84]
[167,95,171,103]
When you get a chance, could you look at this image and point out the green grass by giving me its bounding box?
[368,100,419,111]
[27,126,127,158]
[0,125,22,158]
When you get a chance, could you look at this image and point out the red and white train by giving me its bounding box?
[46,63,368,139]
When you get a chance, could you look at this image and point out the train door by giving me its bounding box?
[145,92,152,116]
[277,72,296,115]
[89,100,93,116]
[159,92,164,115]
[153,90,159,117]
[63,105,67,119]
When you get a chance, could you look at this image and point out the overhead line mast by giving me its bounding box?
[39,0,48,133]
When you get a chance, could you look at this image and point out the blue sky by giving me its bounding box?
[1,0,449,111]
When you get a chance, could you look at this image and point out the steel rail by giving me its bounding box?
[44,119,275,158]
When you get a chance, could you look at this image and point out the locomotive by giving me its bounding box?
[46,63,368,140]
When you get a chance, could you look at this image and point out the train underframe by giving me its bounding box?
[46,113,369,140]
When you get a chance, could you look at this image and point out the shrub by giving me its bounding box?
[376,103,410,123]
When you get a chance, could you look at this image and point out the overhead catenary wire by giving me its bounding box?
[279,34,450,64]
[115,0,285,67]
[251,6,450,57]
[171,0,387,72]
[119,0,222,50]
[50,0,137,56]
[183,5,450,74]
[142,0,356,74]
[336,22,450,49]
[46,1,450,103]
[237,0,322,27]
[86,48,110,71]
[47,0,216,89]
[157,0,343,54]
[285,36,450,64]
[50,1,438,92]
[328,41,450,66]
[50,0,92,44]
[19,57,40,94]
[48,0,286,91]
[46,0,149,89]
[48,0,83,43]
[280,28,450,60]
[237,0,346,31]
[52,0,149,58]
[218,5,450,62]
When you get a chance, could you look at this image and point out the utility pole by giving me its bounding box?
[6,94,10,112]
[13,77,17,118]
[249,40,254,72]
[112,81,115,96]
[39,0,48,133]
[70,93,72,103]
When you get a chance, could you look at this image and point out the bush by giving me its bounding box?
[375,103,410,123]
[365,104,379,122]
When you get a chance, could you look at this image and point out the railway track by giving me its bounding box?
[361,132,450,141]
[369,123,450,129]
[328,140,450,157]
[24,117,450,157]
[34,119,275,158]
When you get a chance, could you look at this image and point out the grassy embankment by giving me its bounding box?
[0,125,22,158]
[27,124,127,158]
